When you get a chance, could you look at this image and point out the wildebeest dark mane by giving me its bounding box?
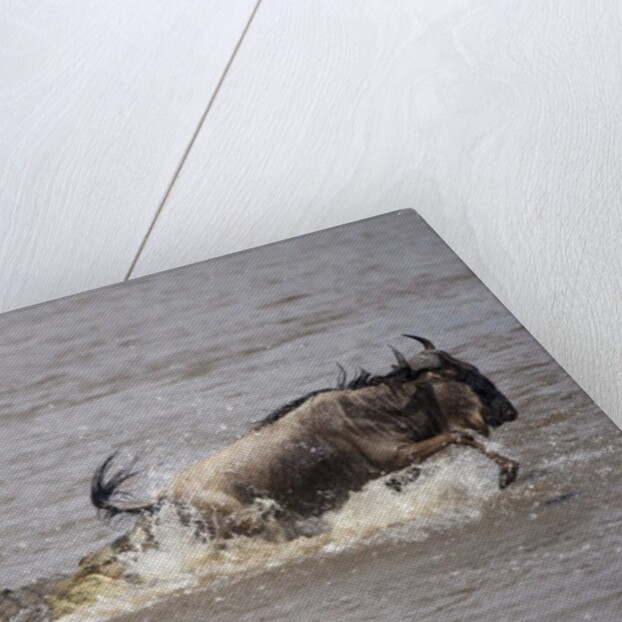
[256,347,428,429]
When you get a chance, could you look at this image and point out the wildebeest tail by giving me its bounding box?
[91,451,157,518]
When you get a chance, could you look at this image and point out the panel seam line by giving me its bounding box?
[124,0,264,281]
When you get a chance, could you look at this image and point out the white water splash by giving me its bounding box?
[65,448,501,621]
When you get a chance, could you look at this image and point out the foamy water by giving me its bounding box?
[64,450,501,621]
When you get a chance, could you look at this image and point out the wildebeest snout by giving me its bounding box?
[487,396,518,427]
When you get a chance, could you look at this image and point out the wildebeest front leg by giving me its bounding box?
[390,432,462,469]
[370,434,456,491]
[384,435,458,491]
[389,432,518,489]
[450,433,519,489]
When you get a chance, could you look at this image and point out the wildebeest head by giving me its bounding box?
[402,335,518,429]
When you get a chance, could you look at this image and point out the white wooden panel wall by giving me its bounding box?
[0,0,258,310]
[1,1,621,426]
[133,0,622,424]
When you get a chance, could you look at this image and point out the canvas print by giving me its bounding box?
[1,210,620,622]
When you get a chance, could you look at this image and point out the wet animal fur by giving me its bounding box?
[89,336,519,549]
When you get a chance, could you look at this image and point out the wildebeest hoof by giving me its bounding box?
[499,462,519,489]
[385,466,421,492]
[385,478,403,492]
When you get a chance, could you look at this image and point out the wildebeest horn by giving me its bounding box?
[400,335,441,370]
[336,362,348,389]
[402,335,436,351]
[409,352,442,371]
[389,346,410,369]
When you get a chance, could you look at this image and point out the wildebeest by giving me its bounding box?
[84,336,518,570]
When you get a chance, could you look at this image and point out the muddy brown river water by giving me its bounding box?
[1,211,621,621]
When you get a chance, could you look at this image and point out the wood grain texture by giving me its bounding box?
[0,0,257,311]
[134,0,622,425]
